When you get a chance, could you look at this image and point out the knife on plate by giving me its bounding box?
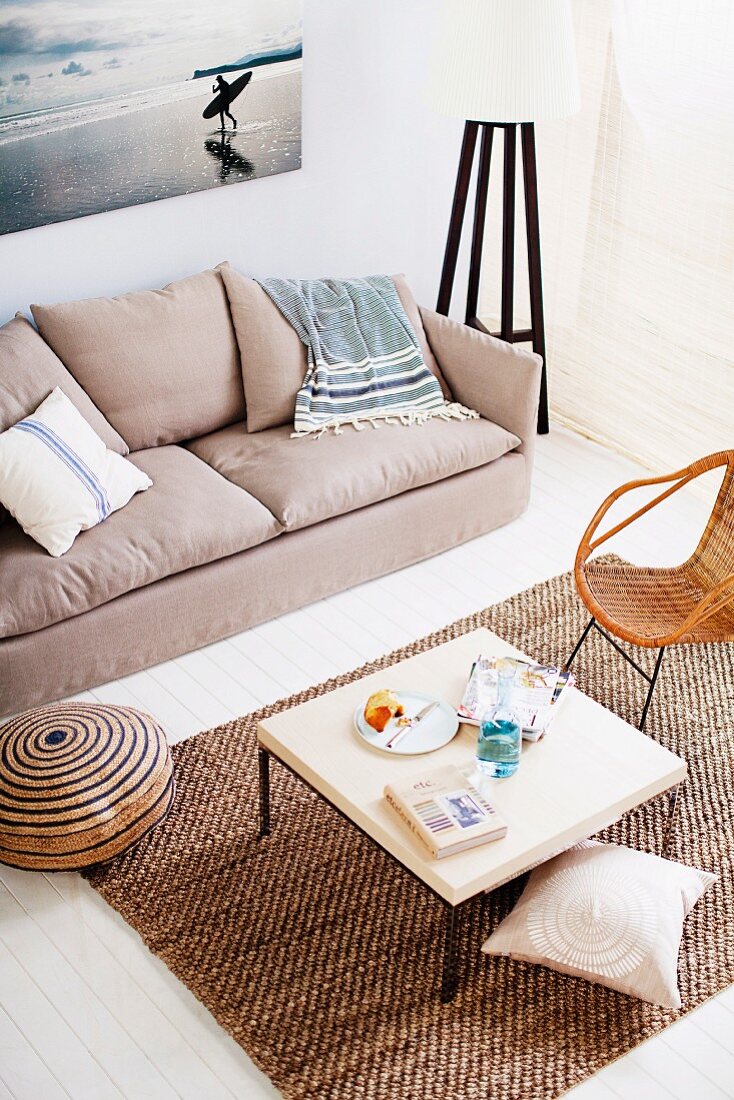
[385,701,440,750]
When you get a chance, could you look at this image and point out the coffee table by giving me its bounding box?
[256,628,686,1001]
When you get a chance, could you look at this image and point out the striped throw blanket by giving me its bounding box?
[256,275,478,437]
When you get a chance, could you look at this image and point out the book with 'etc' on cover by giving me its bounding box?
[384,764,508,859]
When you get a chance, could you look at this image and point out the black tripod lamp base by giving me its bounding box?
[437,120,549,436]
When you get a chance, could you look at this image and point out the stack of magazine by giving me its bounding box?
[457,655,575,741]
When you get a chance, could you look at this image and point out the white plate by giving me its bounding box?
[353,690,459,755]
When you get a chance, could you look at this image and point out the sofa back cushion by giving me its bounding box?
[31,269,245,451]
[218,263,451,433]
[0,314,128,452]
[0,314,130,525]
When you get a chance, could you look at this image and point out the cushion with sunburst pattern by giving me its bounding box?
[482,841,715,1009]
[0,703,174,871]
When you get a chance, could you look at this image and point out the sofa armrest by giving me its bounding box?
[419,307,542,499]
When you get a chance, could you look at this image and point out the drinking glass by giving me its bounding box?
[475,659,521,778]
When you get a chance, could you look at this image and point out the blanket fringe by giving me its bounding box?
[291,402,479,439]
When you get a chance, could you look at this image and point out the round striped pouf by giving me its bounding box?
[0,703,174,871]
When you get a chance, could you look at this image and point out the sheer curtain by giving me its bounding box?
[479,0,734,474]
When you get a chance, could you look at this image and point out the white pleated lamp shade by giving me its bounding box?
[429,0,581,123]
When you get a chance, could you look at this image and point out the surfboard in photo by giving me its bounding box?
[202,71,253,120]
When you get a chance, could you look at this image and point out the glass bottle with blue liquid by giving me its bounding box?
[475,658,521,778]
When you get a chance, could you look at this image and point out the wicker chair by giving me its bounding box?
[567,450,734,730]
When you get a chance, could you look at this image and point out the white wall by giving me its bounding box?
[0,0,467,325]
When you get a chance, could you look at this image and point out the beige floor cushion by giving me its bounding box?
[0,445,281,639]
[0,703,174,871]
[31,269,245,451]
[187,416,519,531]
[482,841,716,1009]
[218,263,451,433]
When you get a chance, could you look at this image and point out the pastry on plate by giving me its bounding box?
[364,689,404,733]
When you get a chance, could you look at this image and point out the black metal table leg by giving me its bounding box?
[661,782,681,859]
[258,747,271,838]
[440,901,463,1003]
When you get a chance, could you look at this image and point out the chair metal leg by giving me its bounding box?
[565,617,595,669]
[639,647,666,731]
[567,619,665,731]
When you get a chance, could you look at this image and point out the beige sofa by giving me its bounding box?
[0,267,541,718]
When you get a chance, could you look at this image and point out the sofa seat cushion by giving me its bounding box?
[0,445,281,639]
[187,417,520,532]
[31,269,245,452]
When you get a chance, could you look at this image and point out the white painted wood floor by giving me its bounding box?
[1,425,732,1100]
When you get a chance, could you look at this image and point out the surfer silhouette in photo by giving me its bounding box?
[202,71,252,131]
[213,74,237,132]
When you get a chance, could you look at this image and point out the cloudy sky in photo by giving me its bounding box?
[0,0,301,115]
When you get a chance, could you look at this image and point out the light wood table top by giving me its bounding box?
[257,628,686,906]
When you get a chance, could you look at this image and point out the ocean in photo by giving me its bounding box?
[0,62,301,235]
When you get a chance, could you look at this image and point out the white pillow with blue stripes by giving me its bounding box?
[0,387,151,557]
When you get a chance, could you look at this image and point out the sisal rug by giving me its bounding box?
[86,565,734,1100]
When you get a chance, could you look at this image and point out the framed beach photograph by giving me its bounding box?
[0,0,302,235]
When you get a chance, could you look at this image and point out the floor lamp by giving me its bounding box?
[429,0,580,434]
